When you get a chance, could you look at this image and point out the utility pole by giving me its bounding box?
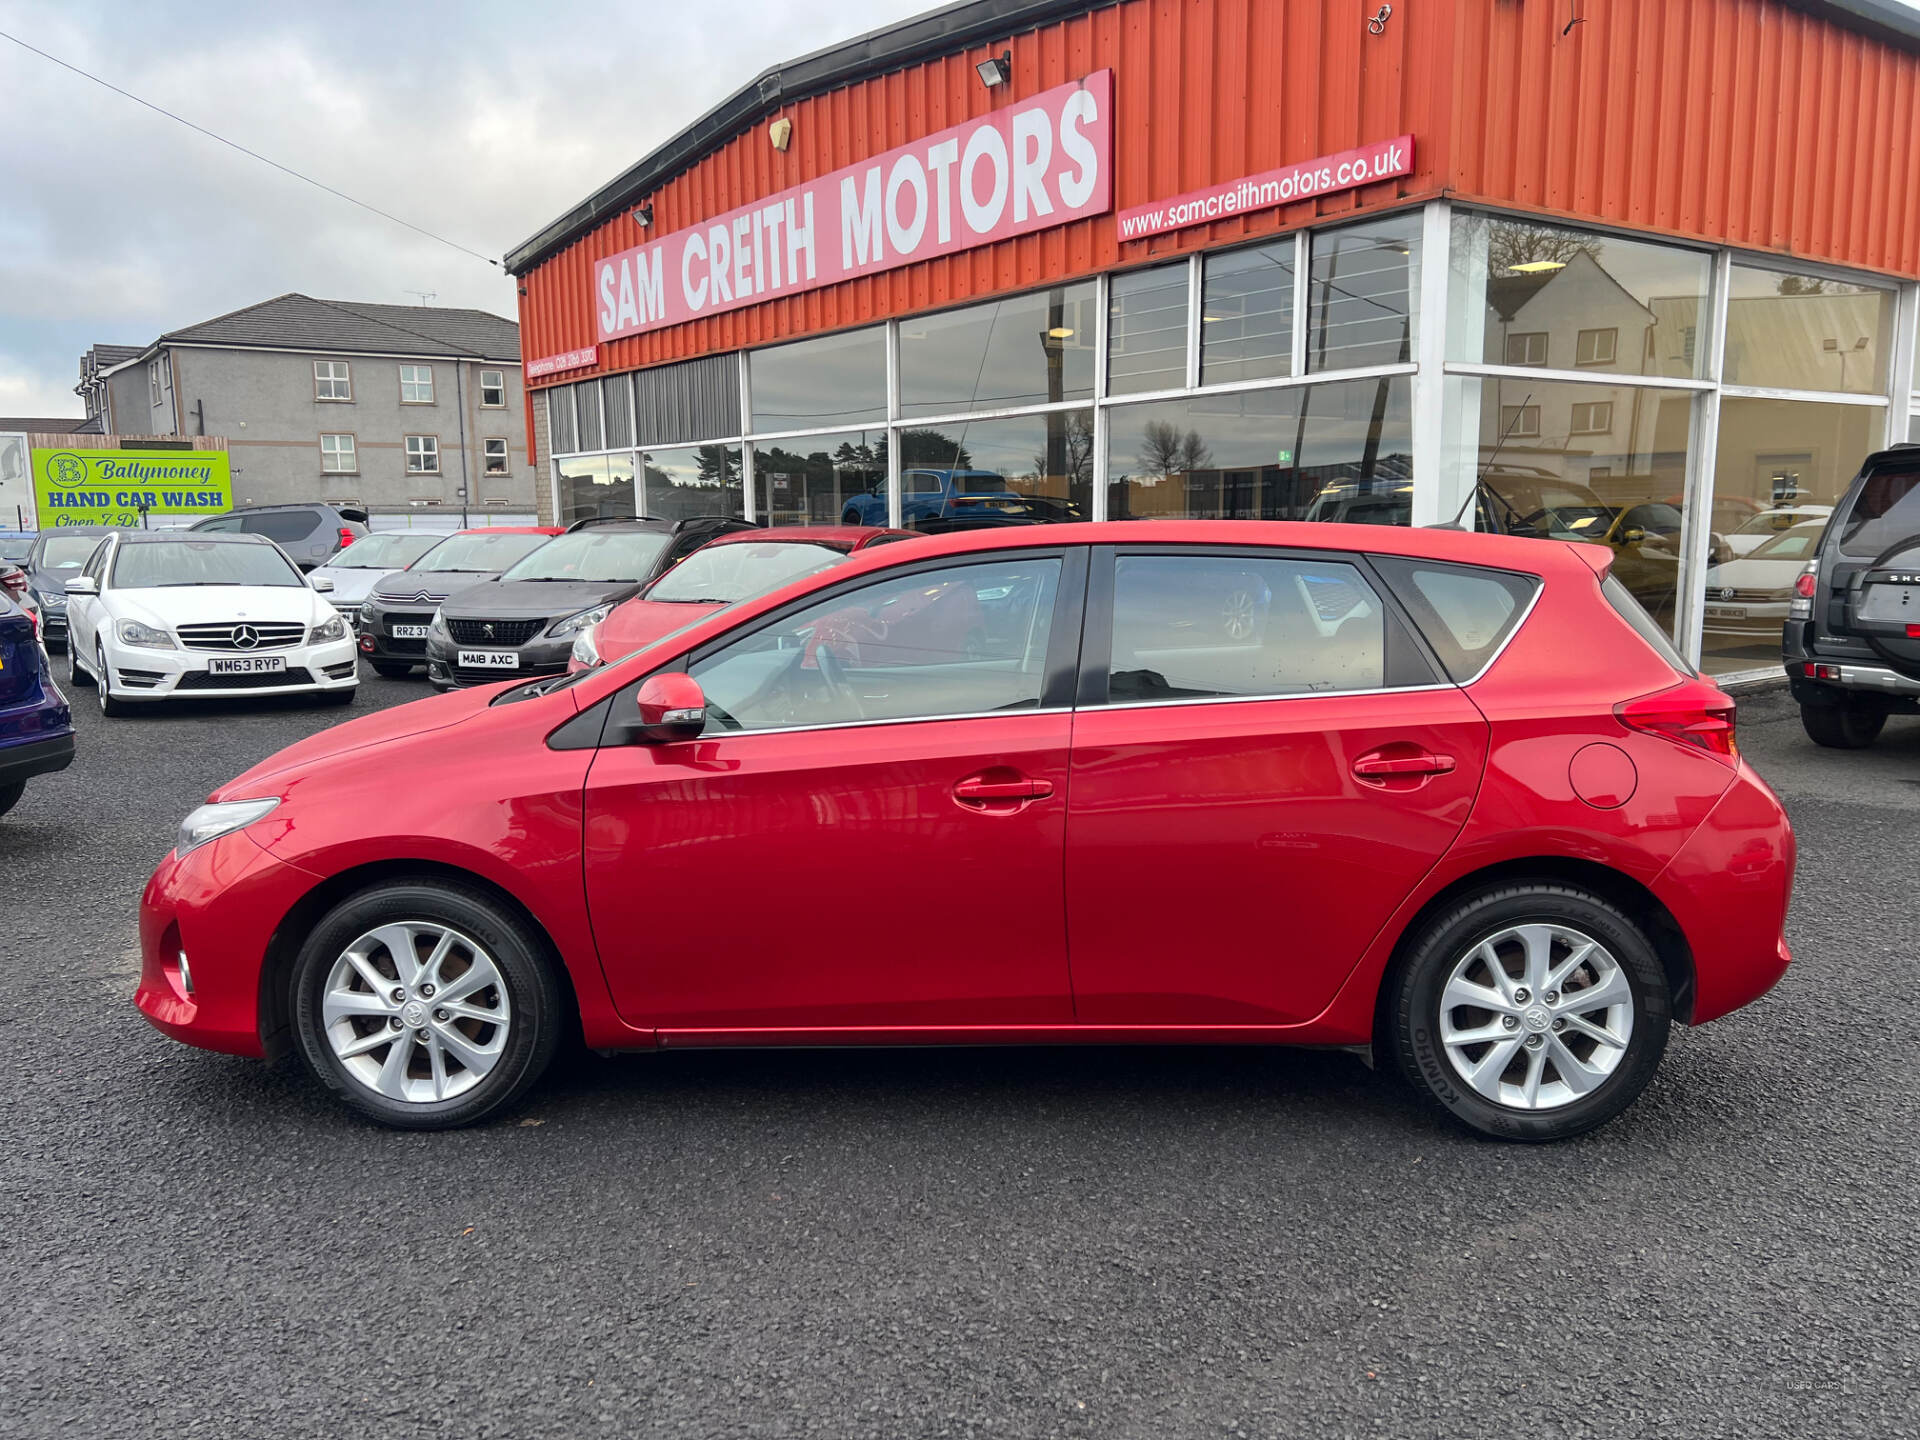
[454,362,471,528]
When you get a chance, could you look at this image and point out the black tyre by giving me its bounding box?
[0,780,24,819]
[370,661,414,678]
[67,638,94,688]
[1800,699,1885,749]
[290,879,563,1129]
[96,645,133,718]
[1391,884,1671,1142]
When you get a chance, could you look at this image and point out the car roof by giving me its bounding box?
[705,525,912,551]
[456,526,565,535]
[116,529,273,545]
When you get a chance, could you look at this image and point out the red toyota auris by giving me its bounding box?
[138,522,1794,1140]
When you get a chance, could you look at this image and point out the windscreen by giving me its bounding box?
[330,533,442,569]
[646,541,845,603]
[33,535,102,571]
[1838,469,1920,558]
[0,536,32,563]
[414,532,553,573]
[112,541,303,589]
[502,530,671,583]
[1749,522,1827,561]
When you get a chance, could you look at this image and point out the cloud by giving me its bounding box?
[0,0,927,417]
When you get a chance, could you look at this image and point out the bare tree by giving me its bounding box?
[1140,421,1211,477]
[1032,410,1095,483]
[1486,219,1601,275]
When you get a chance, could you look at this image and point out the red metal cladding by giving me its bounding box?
[517,0,1920,396]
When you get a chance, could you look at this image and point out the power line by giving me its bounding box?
[0,28,500,268]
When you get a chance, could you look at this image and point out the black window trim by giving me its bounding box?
[1076,542,1448,710]
[1367,555,1545,686]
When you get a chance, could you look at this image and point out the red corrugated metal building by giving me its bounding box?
[506,0,1920,679]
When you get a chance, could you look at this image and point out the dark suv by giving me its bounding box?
[189,503,369,571]
[1783,446,1920,747]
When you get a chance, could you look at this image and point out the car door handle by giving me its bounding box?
[953,776,1056,802]
[1352,752,1456,779]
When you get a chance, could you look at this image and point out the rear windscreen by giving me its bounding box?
[1371,557,1539,682]
[1839,469,1920,558]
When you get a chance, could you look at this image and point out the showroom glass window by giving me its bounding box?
[1105,377,1411,522]
[1202,241,1295,385]
[602,375,634,450]
[1448,214,1712,379]
[576,383,605,453]
[1722,264,1893,395]
[750,328,886,431]
[896,411,1094,529]
[689,556,1063,731]
[547,387,577,455]
[1108,263,1190,396]
[1306,214,1420,371]
[898,283,1096,418]
[753,430,887,527]
[644,444,743,523]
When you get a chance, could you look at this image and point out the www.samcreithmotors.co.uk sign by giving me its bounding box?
[593,71,1113,342]
[32,447,232,527]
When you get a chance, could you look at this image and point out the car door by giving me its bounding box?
[581,547,1086,1033]
[65,538,113,658]
[1063,546,1490,1026]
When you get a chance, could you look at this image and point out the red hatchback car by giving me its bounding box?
[138,522,1794,1140]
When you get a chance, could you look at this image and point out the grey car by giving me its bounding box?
[21,525,121,651]
[188,502,369,571]
[425,516,752,688]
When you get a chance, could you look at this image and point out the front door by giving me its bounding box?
[583,549,1084,1033]
[1064,548,1489,1026]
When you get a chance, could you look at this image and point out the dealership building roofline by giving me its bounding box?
[504,0,1920,275]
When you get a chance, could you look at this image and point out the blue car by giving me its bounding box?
[0,592,74,819]
[841,469,1034,527]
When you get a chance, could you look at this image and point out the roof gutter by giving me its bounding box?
[503,0,1110,275]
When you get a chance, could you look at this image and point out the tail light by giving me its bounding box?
[337,527,356,551]
[1793,570,1817,599]
[1616,678,1738,764]
[0,567,25,602]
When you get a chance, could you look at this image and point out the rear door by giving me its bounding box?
[1824,463,1920,674]
[1063,546,1489,1026]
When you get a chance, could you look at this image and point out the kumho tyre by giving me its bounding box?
[289,879,563,1130]
[1391,884,1671,1142]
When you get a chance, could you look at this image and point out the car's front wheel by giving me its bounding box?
[1800,698,1885,749]
[1391,884,1670,1141]
[96,644,133,717]
[290,879,563,1129]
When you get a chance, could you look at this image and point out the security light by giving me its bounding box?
[769,117,793,151]
[632,202,653,228]
[976,51,1012,87]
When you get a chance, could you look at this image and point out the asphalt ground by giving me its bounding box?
[3,666,1917,1439]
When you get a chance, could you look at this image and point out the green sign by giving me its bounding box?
[32,447,232,528]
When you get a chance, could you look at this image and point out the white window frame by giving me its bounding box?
[399,364,436,405]
[148,360,162,406]
[1505,332,1549,367]
[319,433,357,474]
[480,368,507,407]
[1575,327,1619,366]
[1568,400,1613,435]
[405,434,440,474]
[1500,403,1541,438]
[483,437,509,475]
[314,359,352,402]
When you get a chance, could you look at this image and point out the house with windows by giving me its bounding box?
[75,294,531,514]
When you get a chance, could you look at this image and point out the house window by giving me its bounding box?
[320,433,357,473]
[400,364,435,404]
[1575,328,1619,366]
[405,435,440,474]
[480,369,506,407]
[1500,404,1541,438]
[1569,400,1614,434]
[483,438,509,475]
[315,360,352,401]
[148,358,167,405]
[1504,332,1549,367]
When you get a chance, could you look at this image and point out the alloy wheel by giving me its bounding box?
[1437,923,1634,1111]
[1222,587,1259,641]
[320,921,511,1104]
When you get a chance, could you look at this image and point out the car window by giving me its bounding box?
[194,515,244,533]
[1749,523,1826,560]
[906,472,941,495]
[0,536,32,563]
[1105,554,1389,702]
[112,540,303,589]
[501,531,670,583]
[83,540,111,581]
[1838,469,1920,558]
[33,535,102,570]
[414,532,553,572]
[1602,575,1694,676]
[329,533,441,569]
[240,510,321,542]
[690,556,1062,731]
[1371,557,1538,682]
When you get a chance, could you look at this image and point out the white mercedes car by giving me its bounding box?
[62,530,358,715]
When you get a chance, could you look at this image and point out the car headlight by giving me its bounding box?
[358,603,375,625]
[176,797,280,857]
[570,625,601,668]
[549,603,613,640]
[117,619,176,649]
[310,613,348,644]
[34,587,66,611]
[428,607,449,634]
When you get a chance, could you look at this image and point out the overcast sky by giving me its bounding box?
[0,0,928,418]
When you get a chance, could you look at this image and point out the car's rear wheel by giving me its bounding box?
[1800,698,1886,749]
[290,879,562,1129]
[1391,884,1670,1141]
[67,638,93,688]
[0,781,24,819]
[369,661,413,678]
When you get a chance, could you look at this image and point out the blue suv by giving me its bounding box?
[0,593,74,819]
[842,469,1035,527]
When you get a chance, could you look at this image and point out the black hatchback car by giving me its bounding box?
[1784,446,1920,747]
[425,515,754,688]
[20,525,119,652]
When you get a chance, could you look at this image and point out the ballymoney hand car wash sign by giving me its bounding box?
[32,447,232,527]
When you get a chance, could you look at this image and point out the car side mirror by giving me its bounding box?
[1620,527,1646,544]
[64,577,98,596]
[624,672,707,744]
[310,575,335,593]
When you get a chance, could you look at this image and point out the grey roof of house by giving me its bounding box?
[504,0,1920,276]
[84,344,143,368]
[0,416,92,434]
[159,294,520,360]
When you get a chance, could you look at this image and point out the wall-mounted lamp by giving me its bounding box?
[517,283,528,297]
[976,50,1012,88]
[631,201,653,228]
[769,116,793,152]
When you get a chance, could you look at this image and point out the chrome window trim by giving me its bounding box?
[700,705,1074,740]
[1093,681,1458,713]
